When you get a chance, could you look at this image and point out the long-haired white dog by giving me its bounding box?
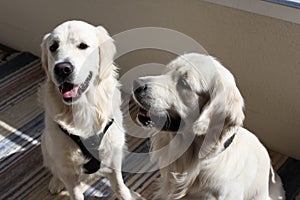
[132,53,285,199]
[39,20,143,200]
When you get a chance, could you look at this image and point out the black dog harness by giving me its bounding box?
[58,119,114,174]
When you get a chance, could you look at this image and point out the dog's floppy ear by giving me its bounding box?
[96,26,117,78]
[41,33,50,79]
[193,75,245,136]
[194,74,245,158]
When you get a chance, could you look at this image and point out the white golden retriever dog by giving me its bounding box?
[132,53,285,200]
[39,21,143,200]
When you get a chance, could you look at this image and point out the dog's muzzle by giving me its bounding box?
[54,62,74,83]
[132,79,184,132]
[53,62,93,104]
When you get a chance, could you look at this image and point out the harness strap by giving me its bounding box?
[58,119,114,174]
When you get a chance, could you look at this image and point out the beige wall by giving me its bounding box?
[1,0,300,159]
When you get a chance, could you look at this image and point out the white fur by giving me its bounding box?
[39,20,143,200]
[134,53,285,200]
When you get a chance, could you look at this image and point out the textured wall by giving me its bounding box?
[1,0,299,159]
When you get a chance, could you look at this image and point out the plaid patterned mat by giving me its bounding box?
[0,44,299,200]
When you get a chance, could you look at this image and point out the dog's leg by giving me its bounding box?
[57,170,84,200]
[102,150,144,200]
[106,169,144,200]
[48,175,65,194]
[269,168,285,200]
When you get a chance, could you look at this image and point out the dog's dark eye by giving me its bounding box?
[78,43,89,50]
[178,77,191,90]
[49,41,59,52]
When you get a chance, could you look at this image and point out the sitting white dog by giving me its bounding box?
[132,53,285,200]
[39,20,143,200]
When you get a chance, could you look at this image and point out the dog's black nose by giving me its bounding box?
[54,62,74,77]
[133,79,148,94]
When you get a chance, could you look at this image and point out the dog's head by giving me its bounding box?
[41,20,116,104]
[132,53,244,135]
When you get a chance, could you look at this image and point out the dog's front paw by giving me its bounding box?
[48,176,64,194]
[130,191,145,200]
[193,119,209,135]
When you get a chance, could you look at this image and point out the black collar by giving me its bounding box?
[223,133,236,150]
[58,119,114,174]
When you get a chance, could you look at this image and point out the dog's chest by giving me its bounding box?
[58,119,114,174]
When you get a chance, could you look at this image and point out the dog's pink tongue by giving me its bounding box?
[61,85,79,98]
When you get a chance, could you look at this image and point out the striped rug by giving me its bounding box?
[0,44,299,200]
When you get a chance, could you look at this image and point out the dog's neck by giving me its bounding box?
[44,79,115,138]
[151,125,238,168]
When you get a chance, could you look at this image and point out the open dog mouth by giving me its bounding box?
[136,106,156,127]
[133,97,184,132]
[58,71,93,103]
